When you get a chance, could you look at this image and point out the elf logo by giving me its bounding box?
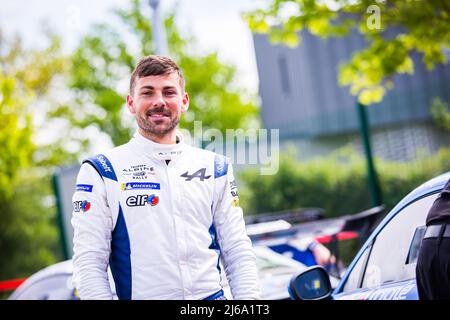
[126,194,159,207]
[73,200,91,213]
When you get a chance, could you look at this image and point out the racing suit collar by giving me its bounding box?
[132,130,185,162]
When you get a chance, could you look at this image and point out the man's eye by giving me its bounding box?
[141,91,152,95]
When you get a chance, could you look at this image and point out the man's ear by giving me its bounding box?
[181,92,189,113]
[126,95,136,114]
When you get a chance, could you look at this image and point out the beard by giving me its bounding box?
[135,107,180,137]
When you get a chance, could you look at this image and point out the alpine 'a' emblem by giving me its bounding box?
[180,168,211,181]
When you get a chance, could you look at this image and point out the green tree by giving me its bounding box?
[431,97,450,132]
[239,147,450,217]
[56,0,258,147]
[0,32,70,283]
[244,0,450,104]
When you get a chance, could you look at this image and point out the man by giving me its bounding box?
[71,55,261,300]
[416,177,450,300]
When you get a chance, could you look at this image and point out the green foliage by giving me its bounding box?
[244,0,450,104]
[0,175,60,280]
[0,33,67,283]
[239,147,450,217]
[0,33,71,198]
[60,0,258,147]
[1,33,80,168]
[0,77,34,200]
[431,97,450,132]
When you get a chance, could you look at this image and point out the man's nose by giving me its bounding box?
[152,92,166,107]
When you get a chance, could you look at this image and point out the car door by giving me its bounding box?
[333,193,438,300]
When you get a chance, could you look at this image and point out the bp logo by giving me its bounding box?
[73,200,91,213]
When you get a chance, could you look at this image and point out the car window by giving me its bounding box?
[11,274,75,300]
[406,225,426,264]
[342,243,372,292]
[360,193,437,288]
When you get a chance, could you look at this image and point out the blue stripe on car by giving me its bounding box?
[109,204,132,300]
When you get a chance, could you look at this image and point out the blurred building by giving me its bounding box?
[253,29,450,161]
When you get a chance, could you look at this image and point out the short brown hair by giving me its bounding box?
[129,55,185,94]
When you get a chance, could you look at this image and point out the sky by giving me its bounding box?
[0,0,262,92]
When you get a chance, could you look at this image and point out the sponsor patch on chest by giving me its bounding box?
[122,164,155,180]
[121,182,160,190]
[126,194,159,207]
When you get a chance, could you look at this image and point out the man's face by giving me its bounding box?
[126,73,189,139]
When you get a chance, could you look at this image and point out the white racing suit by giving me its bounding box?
[71,132,261,300]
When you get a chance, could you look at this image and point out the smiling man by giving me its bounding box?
[128,61,188,144]
[70,55,261,300]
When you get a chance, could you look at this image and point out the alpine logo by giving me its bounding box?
[122,164,155,180]
[126,194,159,207]
[180,168,211,181]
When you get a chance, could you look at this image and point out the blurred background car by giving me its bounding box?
[222,245,340,300]
[8,260,117,300]
[288,171,450,300]
[8,260,76,300]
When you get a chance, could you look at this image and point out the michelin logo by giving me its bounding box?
[122,182,161,191]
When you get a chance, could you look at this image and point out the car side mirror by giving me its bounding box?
[289,266,333,300]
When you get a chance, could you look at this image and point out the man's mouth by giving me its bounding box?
[150,113,168,118]
[147,110,171,119]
